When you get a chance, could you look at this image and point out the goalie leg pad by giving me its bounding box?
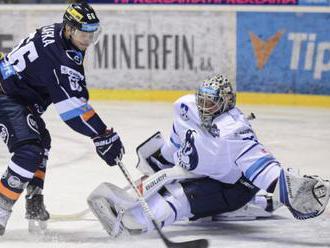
[88,196,128,238]
[276,168,330,220]
[87,183,137,238]
[88,182,138,210]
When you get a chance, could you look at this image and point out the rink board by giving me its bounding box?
[0,6,236,90]
[85,9,236,90]
[0,5,330,106]
[89,88,330,107]
[237,12,330,94]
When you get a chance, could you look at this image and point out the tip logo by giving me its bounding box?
[249,31,284,69]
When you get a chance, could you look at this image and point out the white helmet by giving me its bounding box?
[196,74,236,130]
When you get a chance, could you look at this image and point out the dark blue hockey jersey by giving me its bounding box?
[0,23,107,138]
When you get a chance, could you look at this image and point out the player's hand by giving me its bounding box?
[93,128,125,166]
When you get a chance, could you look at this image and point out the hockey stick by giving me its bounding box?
[116,160,209,248]
[49,209,91,222]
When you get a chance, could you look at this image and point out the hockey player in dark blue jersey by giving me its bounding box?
[0,2,124,235]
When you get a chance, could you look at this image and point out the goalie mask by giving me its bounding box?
[196,74,236,130]
[63,3,102,50]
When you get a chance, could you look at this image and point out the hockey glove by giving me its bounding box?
[93,129,125,166]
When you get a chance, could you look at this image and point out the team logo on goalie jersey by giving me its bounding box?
[0,124,9,144]
[180,103,189,121]
[209,124,220,138]
[177,129,199,171]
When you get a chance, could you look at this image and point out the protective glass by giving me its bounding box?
[72,26,102,47]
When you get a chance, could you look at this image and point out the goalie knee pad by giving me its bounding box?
[275,168,330,220]
[122,192,177,233]
[162,182,193,221]
[121,183,190,233]
[124,182,193,231]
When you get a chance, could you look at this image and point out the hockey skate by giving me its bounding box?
[0,195,14,236]
[25,186,49,234]
[212,192,283,221]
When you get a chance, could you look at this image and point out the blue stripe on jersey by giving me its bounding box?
[245,156,275,180]
[251,161,279,182]
[60,104,93,121]
[172,124,178,135]
[170,137,181,149]
[236,143,258,162]
[166,200,178,221]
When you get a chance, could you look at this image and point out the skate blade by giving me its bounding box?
[0,225,5,236]
[212,215,257,221]
[28,220,47,234]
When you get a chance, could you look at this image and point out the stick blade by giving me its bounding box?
[166,238,209,248]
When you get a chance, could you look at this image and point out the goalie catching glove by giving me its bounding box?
[275,168,330,220]
[93,128,124,166]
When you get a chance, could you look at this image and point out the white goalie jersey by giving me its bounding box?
[160,94,281,190]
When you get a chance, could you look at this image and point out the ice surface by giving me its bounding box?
[0,101,330,248]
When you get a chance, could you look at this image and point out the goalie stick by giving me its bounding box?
[49,209,91,222]
[116,160,209,248]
